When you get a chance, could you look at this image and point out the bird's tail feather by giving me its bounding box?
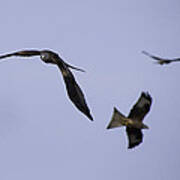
[107,107,127,129]
[64,62,85,72]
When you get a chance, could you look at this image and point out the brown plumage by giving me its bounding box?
[0,49,93,121]
[142,51,180,65]
[107,92,152,149]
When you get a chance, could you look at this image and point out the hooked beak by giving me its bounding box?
[143,124,149,129]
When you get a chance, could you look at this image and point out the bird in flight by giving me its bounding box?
[142,51,180,65]
[0,49,93,121]
[107,92,152,149]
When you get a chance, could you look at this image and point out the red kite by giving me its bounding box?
[107,92,152,149]
[0,49,93,121]
[142,51,180,65]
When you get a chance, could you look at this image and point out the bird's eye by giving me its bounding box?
[41,54,45,59]
[41,53,49,60]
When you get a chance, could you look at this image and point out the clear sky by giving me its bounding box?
[0,0,179,179]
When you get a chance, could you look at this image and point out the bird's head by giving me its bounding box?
[40,50,58,64]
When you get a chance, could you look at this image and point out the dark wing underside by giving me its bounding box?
[57,63,93,121]
[126,92,152,149]
[0,50,40,60]
[126,127,143,149]
[142,51,165,61]
[128,92,152,122]
[142,51,180,64]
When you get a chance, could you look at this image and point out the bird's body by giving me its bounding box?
[107,92,152,149]
[0,49,93,121]
[142,51,180,65]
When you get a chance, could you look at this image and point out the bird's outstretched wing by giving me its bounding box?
[0,50,41,60]
[125,92,152,149]
[57,62,93,121]
[142,51,164,61]
[128,92,152,122]
[142,51,180,65]
[126,127,143,149]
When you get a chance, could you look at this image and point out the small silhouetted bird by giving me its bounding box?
[142,51,180,65]
[0,49,93,121]
[107,92,152,149]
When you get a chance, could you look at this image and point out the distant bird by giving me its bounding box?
[107,92,152,149]
[0,49,93,121]
[142,51,180,65]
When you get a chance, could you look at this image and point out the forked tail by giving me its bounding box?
[64,62,85,72]
[107,107,128,129]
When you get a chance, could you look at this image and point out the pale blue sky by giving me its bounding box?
[0,0,180,179]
